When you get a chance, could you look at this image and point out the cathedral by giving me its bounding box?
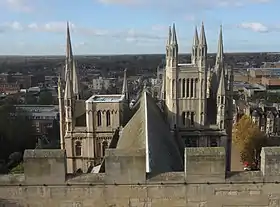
[58,22,234,173]
[161,23,234,169]
[58,23,130,173]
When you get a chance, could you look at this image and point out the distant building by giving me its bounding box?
[91,77,114,91]
[0,83,20,94]
[15,105,59,136]
[261,77,280,91]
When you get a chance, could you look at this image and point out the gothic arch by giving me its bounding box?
[182,112,186,126]
[182,79,186,97]
[97,110,102,126]
[106,110,111,126]
[75,141,82,157]
[102,141,108,157]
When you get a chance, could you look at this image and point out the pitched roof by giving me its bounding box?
[117,90,183,174]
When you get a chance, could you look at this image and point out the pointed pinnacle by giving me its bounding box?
[167,26,172,46]
[171,23,177,45]
[193,26,199,46]
[199,22,207,46]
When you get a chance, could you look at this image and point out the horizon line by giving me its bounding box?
[0,52,278,57]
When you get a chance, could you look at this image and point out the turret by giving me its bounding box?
[169,24,178,68]
[166,26,172,67]
[122,68,129,101]
[64,68,74,132]
[65,22,79,100]
[64,22,75,133]
[57,76,65,149]
[216,66,227,129]
[214,25,224,79]
[198,22,207,68]
[191,26,199,65]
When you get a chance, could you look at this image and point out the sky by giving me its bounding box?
[0,0,278,55]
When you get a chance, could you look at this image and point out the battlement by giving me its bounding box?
[1,147,280,186]
[2,147,280,206]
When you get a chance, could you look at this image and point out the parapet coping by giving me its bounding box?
[23,149,66,159]
[261,147,280,155]
[185,147,225,156]
[105,148,145,157]
[1,171,280,186]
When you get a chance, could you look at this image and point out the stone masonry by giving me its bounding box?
[1,147,280,206]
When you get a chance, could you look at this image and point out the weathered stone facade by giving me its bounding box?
[1,147,280,206]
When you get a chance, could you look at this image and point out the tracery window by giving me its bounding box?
[97,110,102,126]
[102,141,108,157]
[75,141,82,156]
[106,110,111,126]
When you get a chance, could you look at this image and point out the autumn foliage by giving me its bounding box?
[233,115,267,164]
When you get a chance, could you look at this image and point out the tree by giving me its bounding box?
[38,91,53,105]
[0,104,35,163]
[233,115,267,166]
[25,93,37,104]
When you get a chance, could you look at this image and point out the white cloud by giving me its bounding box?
[0,0,33,12]
[95,0,271,10]
[239,22,269,32]
[0,21,166,43]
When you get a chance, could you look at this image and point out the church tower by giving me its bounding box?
[197,22,208,125]
[165,24,179,128]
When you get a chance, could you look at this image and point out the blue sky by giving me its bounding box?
[0,0,278,55]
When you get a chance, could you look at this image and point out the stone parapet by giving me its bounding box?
[23,149,67,185]
[184,147,226,183]
[0,147,279,186]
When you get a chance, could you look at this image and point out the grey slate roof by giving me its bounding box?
[117,90,183,174]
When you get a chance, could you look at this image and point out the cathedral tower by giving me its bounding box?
[165,24,179,128]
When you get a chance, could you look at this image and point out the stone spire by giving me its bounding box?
[72,60,80,99]
[198,22,207,68]
[199,22,207,47]
[171,23,178,45]
[217,66,226,96]
[193,26,199,47]
[191,26,199,65]
[64,69,73,100]
[65,22,79,99]
[122,68,129,100]
[215,25,224,69]
[57,76,65,149]
[167,26,172,46]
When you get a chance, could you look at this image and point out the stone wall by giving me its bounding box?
[1,147,280,206]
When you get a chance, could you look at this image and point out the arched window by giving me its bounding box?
[221,96,224,104]
[182,79,186,97]
[172,79,175,98]
[190,79,194,97]
[102,141,108,157]
[186,79,190,97]
[97,110,102,126]
[75,141,82,156]
[178,79,181,98]
[220,120,224,129]
[190,112,195,126]
[182,112,186,126]
[106,110,111,126]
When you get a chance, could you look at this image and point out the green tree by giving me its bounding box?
[233,115,266,165]
[25,93,37,104]
[0,104,35,162]
[38,91,53,105]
